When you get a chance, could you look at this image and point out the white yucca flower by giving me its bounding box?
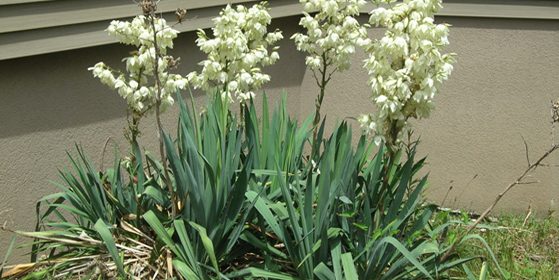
[291,0,370,73]
[359,0,456,147]
[89,15,188,114]
[188,1,283,103]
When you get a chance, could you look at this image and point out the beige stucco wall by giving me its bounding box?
[1,15,558,265]
[411,17,559,214]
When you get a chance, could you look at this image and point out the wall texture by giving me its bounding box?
[1,7,558,267]
[412,17,559,214]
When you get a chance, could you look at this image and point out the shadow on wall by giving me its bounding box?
[0,16,307,139]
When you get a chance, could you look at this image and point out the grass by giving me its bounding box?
[450,212,559,280]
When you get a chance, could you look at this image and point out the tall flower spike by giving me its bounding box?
[89,13,188,115]
[291,0,370,73]
[360,0,456,147]
[187,1,283,103]
[291,0,370,160]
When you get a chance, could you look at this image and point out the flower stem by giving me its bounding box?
[310,53,330,162]
[149,14,177,219]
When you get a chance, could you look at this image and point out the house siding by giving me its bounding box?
[1,1,558,60]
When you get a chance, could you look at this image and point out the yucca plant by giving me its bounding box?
[245,114,494,279]
[19,84,490,280]
[4,89,502,279]
[141,92,303,279]
[3,143,167,279]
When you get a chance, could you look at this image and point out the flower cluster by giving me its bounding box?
[359,0,456,146]
[187,2,283,103]
[291,0,370,73]
[89,15,188,113]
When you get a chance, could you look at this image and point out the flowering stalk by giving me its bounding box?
[291,0,370,161]
[356,0,456,213]
[89,0,188,218]
[187,1,282,111]
[359,0,456,155]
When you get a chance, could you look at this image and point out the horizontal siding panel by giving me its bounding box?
[0,0,54,5]
[0,0,257,33]
[441,0,559,20]
[1,0,558,61]
[0,0,289,61]
[0,1,290,61]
